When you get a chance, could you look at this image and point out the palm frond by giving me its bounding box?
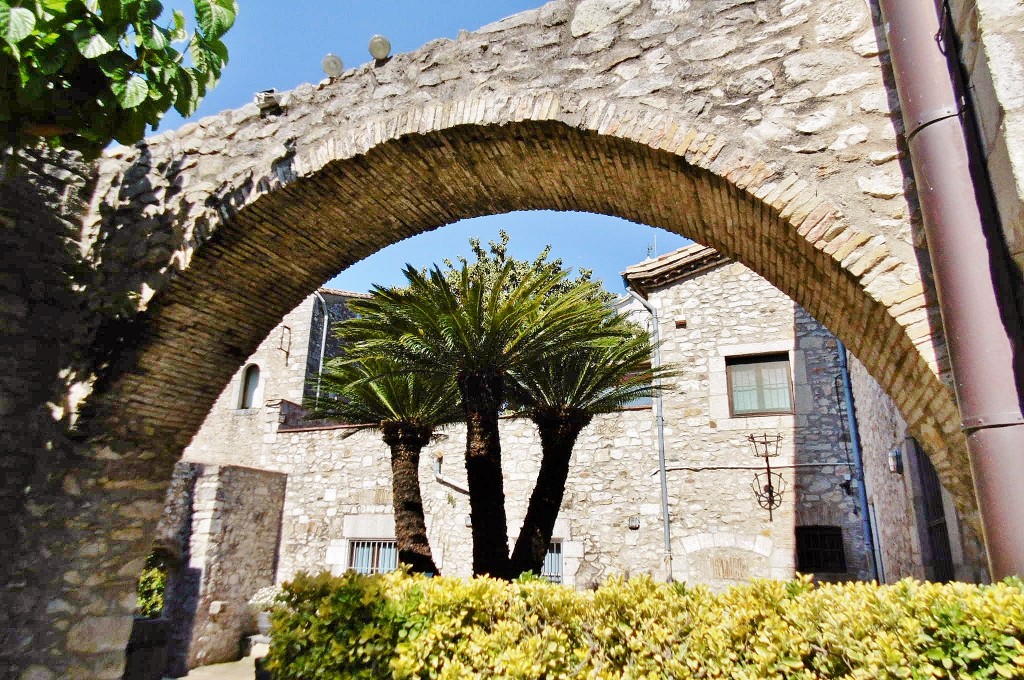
[305,356,462,429]
[508,315,677,417]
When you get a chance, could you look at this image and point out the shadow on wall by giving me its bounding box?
[792,302,871,584]
[0,147,97,566]
[151,465,203,678]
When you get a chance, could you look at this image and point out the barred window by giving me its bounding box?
[542,542,563,584]
[348,540,398,575]
[726,354,793,416]
[796,526,847,573]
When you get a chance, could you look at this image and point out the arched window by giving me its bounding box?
[240,364,261,409]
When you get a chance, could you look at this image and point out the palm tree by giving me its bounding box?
[306,357,460,575]
[507,320,668,578]
[339,263,614,578]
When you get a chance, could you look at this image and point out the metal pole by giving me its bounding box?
[626,289,674,582]
[837,339,879,581]
[878,0,1024,577]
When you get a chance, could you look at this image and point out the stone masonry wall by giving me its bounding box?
[184,290,361,465]
[271,415,654,588]
[185,295,316,464]
[849,356,988,583]
[156,464,286,673]
[647,260,870,583]
[947,0,1024,270]
[0,147,96,561]
[183,259,873,592]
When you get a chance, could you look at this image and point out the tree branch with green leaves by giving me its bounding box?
[0,0,237,158]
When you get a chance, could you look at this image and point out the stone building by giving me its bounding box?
[158,244,986,671]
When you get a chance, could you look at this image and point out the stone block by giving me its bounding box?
[67,616,134,654]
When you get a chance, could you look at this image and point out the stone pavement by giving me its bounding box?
[172,655,256,680]
[172,642,266,680]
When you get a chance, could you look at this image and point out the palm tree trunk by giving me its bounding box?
[510,410,591,578]
[382,424,438,574]
[460,371,512,579]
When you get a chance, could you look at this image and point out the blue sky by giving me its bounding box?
[160,0,692,293]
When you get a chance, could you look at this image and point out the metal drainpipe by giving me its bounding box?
[878,0,1024,577]
[837,339,879,581]
[434,455,470,496]
[313,291,330,406]
[626,288,674,582]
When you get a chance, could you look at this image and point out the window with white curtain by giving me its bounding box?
[348,539,398,575]
[726,354,793,416]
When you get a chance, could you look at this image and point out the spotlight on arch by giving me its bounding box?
[368,34,391,61]
[322,53,344,78]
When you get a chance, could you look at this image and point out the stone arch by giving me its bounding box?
[85,98,968,512]
[9,1,986,675]
[81,0,966,506]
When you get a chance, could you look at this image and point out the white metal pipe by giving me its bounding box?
[312,290,330,407]
[626,288,674,582]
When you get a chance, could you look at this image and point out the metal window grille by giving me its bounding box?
[542,542,563,584]
[726,354,793,416]
[795,526,847,573]
[348,540,398,575]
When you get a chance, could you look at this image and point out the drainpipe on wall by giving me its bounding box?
[434,454,470,496]
[836,339,879,582]
[626,288,674,582]
[878,0,1024,577]
[312,290,330,407]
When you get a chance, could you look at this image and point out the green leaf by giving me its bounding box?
[1,5,37,45]
[188,36,207,70]
[134,0,161,22]
[142,23,167,50]
[96,0,118,21]
[193,0,235,40]
[173,66,198,116]
[112,73,147,107]
[205,35,226,64]
[34,47,65,74]
[74,25,115,57]
[113,109,146,143]
[169,8,186,41]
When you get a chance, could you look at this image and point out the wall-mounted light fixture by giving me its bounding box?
[368,34,392,61]
[464,514,472,527]
[322,53,344,78]
[627,515,641,531]
[840,474,854,496]
[749,432,786,522]
[888,447,904,474]
[254,89,282,116]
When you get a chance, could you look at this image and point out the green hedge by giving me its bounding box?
[264,571,1024,679]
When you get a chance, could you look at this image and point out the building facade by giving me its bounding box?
[156,245,986,672]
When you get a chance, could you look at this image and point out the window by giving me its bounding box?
[726,354,793,416]
[796,526,847,573]
[542,542,563,584]
[620,361,654,409]
[240,364,261,409]
[348,539,397,575]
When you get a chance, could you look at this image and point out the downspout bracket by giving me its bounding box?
[961,412,1024,433]
[907,105,962,140]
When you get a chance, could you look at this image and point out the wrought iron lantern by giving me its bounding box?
[748,432,786,521]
